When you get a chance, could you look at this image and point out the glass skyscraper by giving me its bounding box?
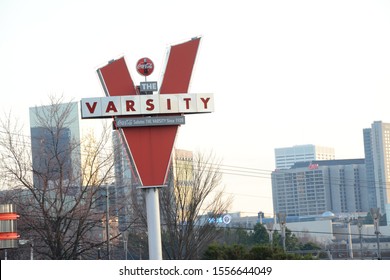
[363,121,390,222]
[29,102,81,189]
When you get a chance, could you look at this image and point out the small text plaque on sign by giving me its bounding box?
[115,116,185,128]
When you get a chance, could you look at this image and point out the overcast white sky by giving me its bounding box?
[1,0,390,216]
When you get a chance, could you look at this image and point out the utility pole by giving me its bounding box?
[106,185,110,260]
[357,219,363,259]
[370,208,381,260]
[30,240,34,260]
[277,213,286,253]
[266,222,274,248]
[123,231,128,260]
[346,218,353,259]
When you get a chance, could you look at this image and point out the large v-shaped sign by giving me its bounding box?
[97,38,201,187]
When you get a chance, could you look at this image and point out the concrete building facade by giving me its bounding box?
[274,144,335,170]
[271,159,368,217]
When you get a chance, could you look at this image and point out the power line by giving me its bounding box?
[3,128,390,218]
[0,128,373,177]
[226,225,390,238]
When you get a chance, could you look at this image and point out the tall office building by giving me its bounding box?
[29,102,81,188]
[113,131,134,189]
[363,121,390,220]
[274,144,335,170]
[30,127,72,186]
[363,128,377,209]
[271,159,368,217]
[112,130,136,232]
[161,148,194,226]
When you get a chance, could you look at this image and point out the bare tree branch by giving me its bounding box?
[0,98,130,259]
[159,150,232,259]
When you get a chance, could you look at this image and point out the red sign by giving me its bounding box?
[136,57,154,76]
[97,38,201,187]
[308,163,319,170]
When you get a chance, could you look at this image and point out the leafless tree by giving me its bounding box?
[130,150,232,260]
[0,96,126,259]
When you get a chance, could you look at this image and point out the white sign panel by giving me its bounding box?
[120,95,141,116]
[80,97,102,118]
[140,94,160,114]
[101,96,121,117]
[158,95,179,114]
[80,93,214,119]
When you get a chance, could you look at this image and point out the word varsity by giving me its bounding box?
[80,93,214,119]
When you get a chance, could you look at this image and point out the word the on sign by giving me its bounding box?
[140,82,158,92]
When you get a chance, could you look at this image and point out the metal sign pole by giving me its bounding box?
[144,188,162,260]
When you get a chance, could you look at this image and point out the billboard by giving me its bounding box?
[94,37,205,187]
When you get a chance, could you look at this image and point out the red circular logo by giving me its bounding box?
[136,57,154,76]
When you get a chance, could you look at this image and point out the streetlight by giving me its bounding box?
[370,208,381,259]
[97,247,101,260]
[277,213,286,252]
[258,211,264,224]
[18,239,33,260]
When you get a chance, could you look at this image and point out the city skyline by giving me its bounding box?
[25,106,390,220]
[1,1,390,216]
[23,106,390,218]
